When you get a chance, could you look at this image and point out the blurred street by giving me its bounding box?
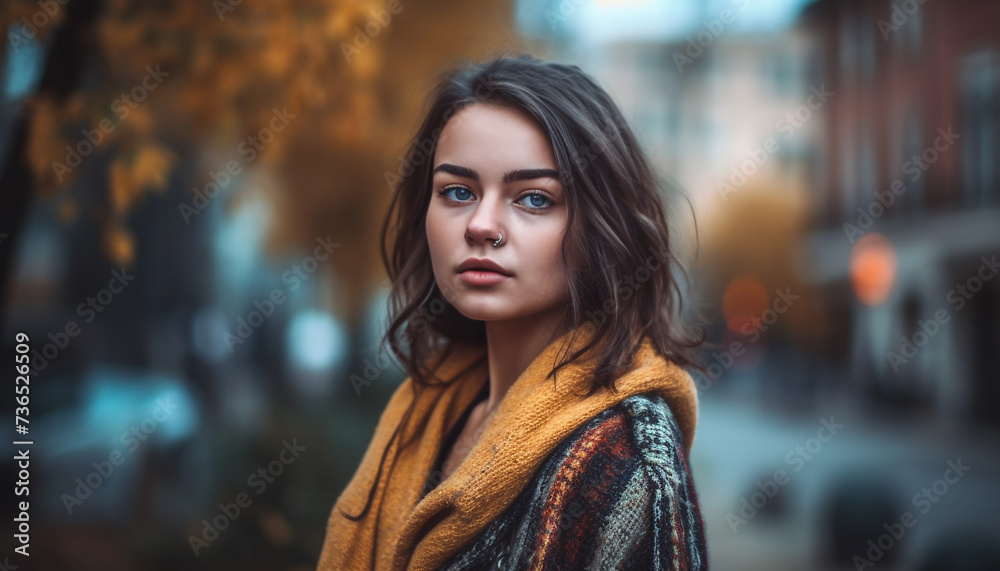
[2,0,998,569]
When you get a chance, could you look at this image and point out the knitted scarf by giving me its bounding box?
[316,325,700,571]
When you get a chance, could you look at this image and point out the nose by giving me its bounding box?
[464,193,504,247]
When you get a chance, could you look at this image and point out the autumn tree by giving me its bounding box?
[0,0,520,332]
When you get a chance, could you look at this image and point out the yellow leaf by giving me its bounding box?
[109,158,133,214]
[132,144,176,193]
[262,43,293,77]
[126,106,154,135]
[325,10,352,38]
[104,222,134,266]
[26,98,66,192]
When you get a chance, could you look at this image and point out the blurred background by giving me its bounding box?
[1,0,998,569]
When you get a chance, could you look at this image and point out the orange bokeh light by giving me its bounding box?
[722,274,769,334]
[850,233,897,306]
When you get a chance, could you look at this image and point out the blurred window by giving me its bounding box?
[640,47,661,70]
[764,50,800,97]
[959,50,999,207]
[840,125,857,219]
[838,8,857,83]
[906,5,922,57]
[860,127,878,209]
[904,110,924,213]
[665,90,681,151]
[859,7,877,82]
[889,106,905,216]
[889,2,923,58]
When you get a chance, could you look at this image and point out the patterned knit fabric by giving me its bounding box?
[436,392,708,571]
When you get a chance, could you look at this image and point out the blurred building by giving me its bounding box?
[800,0,1000,428]
[583,28,819,213]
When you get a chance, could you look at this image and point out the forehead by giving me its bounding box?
[434,103,557,170]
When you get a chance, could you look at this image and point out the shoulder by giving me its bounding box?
[616,392,691,471]
[557,392,692,480]
[440,393,708,571]
[556,392,704,519]
[538,393,708,569]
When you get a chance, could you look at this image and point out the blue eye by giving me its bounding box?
[440,185,474,202]
[437,186,554,212]
[517,192,552,210]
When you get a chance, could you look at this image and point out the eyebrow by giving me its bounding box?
[432,163,561,184]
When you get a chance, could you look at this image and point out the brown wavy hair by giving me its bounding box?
[339,53,706,522]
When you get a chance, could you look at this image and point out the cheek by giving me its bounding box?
[523,228,567,288]
[425,207,450,258]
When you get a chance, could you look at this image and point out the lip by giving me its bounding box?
[458,270,510,286]
[456,257,512,287]
[456,258,512,276]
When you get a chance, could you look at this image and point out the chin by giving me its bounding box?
[450,296,525,322]
[453,297,562,325]
[452,304,516,323]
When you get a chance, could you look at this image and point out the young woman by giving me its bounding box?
[317,54,708,570]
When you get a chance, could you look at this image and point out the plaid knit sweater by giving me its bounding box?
[429,391,708,571]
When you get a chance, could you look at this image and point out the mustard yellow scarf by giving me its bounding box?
[316,326,700,570]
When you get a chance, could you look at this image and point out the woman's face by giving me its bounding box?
[426,102,569,325]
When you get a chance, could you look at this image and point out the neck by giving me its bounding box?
[482,308,570,417]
